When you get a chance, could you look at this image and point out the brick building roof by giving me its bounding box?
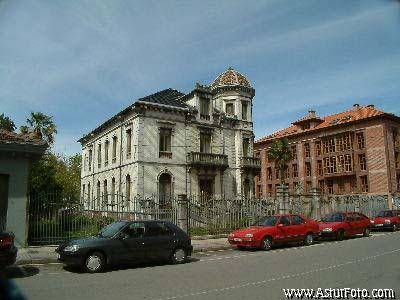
[256,105,399,144]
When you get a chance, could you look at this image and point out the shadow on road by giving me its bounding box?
[63,257,200,274]
[1,265,40,279]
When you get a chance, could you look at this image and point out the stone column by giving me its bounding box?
[178,194,189,233]
[277,185,290,214]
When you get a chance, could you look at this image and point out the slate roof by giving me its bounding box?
[256,105,399,144]
[136,88,187,108]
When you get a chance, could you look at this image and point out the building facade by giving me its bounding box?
[254,104,400,197]
[79,68,261,208]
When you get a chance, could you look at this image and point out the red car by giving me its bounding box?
[318,212,371,240]
[371,210,400,231]
[228,214,319,251]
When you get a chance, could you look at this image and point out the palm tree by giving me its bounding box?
[268,138,292,186]
[0,113,16,132]
[26,112,57,144]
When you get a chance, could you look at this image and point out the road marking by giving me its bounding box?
[154,248,400,300]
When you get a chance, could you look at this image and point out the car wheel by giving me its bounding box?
[336,230,345,241]
[392,224,398,232]
[170,248,187,264]
[261,237,272,251]
[363,227,371,237]
[84,252,106,273]
[304,233,314,246]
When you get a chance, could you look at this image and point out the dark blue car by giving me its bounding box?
[56,220,193,273]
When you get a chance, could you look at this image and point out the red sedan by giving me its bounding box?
[318,212,371,240]
[228,214,319,251]
[371,210,400,231]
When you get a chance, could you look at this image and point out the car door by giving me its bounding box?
[289,215,307,242]
[143,222,174,261]
[275,216,292,244]
[345,213,356,236]
[117,222,147,263]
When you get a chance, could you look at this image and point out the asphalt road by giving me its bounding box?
[9,231,400,300]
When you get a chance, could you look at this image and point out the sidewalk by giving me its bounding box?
[16,236,231,265]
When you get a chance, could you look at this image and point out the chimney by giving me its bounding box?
[367,104,375,109]
[308,110,316,118]
[353,104,360,110]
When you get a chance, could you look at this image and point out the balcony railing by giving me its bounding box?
[240,156,261,170]
[187,152,228,169]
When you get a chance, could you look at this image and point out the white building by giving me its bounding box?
[79,68,260,209]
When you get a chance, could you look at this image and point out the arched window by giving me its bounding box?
[103,179,108,206]
[159,173,172,205]
[126,175,131,209]
[111,177,116,204]
[96,181,101,208]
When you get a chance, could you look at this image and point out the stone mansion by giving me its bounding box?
[79,68,261,207]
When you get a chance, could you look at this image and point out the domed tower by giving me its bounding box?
[211,67,259,198]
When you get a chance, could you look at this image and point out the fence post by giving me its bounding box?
[178,194,189,233]
[277,185,289,214]
[310,187,321,220]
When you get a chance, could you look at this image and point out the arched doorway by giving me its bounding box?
[158,173,172,206]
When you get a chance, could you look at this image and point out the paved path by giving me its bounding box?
[9,232,400,300]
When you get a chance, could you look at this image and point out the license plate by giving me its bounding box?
[375,224,383,227]
[233,238,242,242]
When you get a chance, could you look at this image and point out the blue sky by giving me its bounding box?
[1,0,399,155]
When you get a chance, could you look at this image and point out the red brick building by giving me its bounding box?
[254,104,400,197]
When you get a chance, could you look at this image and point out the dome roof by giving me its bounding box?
[211,67,252,89]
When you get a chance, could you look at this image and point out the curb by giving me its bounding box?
[16,245,233,265]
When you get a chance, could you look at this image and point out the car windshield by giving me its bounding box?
[320,213,345,222]
[99,221,127,238]
[252,216,279,227]
[377,211,395,217]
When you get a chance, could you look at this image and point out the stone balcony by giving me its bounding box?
[240,156,261,171]
[187,152,228,169]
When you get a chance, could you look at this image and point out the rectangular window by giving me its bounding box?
[200,133,211,153]
[397,174,400,191]
[359,154,366,171]
[126,129,132,158]
[327,180,334,194]
[242,102,248,120]
[226,103,234,115]
[305,162,311,177]
[305,181,312,193]
[268,184,273,195]
[304,143,310,158]
[242,138,250,157]
[338,180,346,193]
[360,175,369,192]
[324,156,337,174]
[344,154,353,172]
[83,154,87,171]
[200,98,210,120]
[88,149,92,171]
[275,168,280,180]
[357,132,365,149]
[284,165,290,179]
[291,145,297,159]
[318,180,325,194]
[112,136,117,163]
[315,141,322,156]
[267,167,272,180]
[292,164,298,178]
[317,160,323,176]
[395,152,400,169]
[159,128,172,158]
[97,144,101,168]
[323,137,336,153]
[104,140,109,166]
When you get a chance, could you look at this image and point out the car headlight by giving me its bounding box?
[245,233,253,238]
[370,220,375,224]
[323,228,333,232]
[229,233,234,238]
[64,245,79,252]
[385,219,391,223]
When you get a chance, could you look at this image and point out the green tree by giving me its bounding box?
[26,112,57,144]
[268,138,292,185]
[0,113,16,131]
